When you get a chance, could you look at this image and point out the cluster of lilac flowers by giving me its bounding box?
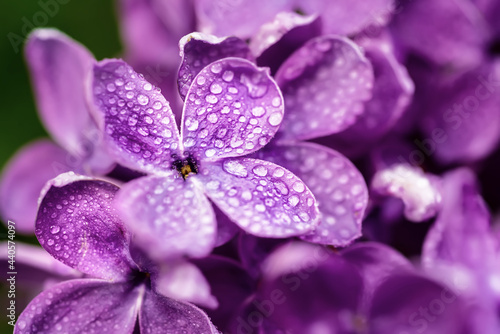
[1,0,500,333]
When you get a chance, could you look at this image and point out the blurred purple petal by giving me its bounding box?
[238,233,286,279]
[0,140,71,233]
[258,142,367,246]
[151,260,218,309]
[419,61,500,164]
[297,0,394,36]
[251,12,322,74]
[36,174,136,281]
[182,58,284,160]
[24,28,96,157]
[118,0,195,66]
[198,158,319,237]
[275,35,373,141]
[371,164,442,222]
[115,175,216,260]
[390,0,489,69]
[213,203,240,246]
[91,59,182,174]
[194,0,293,38]
[139,290,219,334]
[15,279,140,334]
[178,32,254,100]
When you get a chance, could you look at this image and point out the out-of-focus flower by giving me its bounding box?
[0,29,114,233]
[90,57,320,261]
[15,173,219,333]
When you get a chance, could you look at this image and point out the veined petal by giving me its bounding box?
[14,279,140,334]
[182,58,284,160]
[151,260,218,309]
[91,59,181,174]
[139,290,219,334]
[275,35,374,141]
[0,140,72,234]
[371,164,442,222]
[178,32,254,100]
[36,173,136,281]
[24,28,96,157]
[194,0,293,38]
[257,143,368,246]
[115,175,216,260]
[252,12,322,75]
[198,158,319,238]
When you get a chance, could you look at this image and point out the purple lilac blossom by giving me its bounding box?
[90,58,320,261]
[0,29,114,233]
[15,172,219,333]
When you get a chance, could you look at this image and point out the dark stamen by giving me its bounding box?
[172,156,199,180]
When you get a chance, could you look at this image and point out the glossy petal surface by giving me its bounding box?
[390,0,488,68]
[257,143,368,246]
[178,32,253,100]
[15,279,140,334]
[372,164,442,222]
[25,28,95,157]
[139,290,218,334]
[198,158,319,237]
[0,140,71,233]
[115,175,216,260]
[92,59,181,174]
[194,0,292,38]
[275,36,373,141]
[36,174,135,281]
[151,260,218,309]
[182,58,284,160]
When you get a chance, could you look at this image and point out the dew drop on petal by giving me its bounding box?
[223,160,248,177]
[251,106,266,117]
[210,83,223,94]
[268,112,283,126]
[205,149,216,157]
[50,225,60,234]
[222,70,234,82]
[137,94,149,105]
[252,165,268,176]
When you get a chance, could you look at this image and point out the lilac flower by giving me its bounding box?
[0,29,113,233]
[16,173,219,333]
[89,57,320,260]
[422,168,500,333]
[232,241,471,333]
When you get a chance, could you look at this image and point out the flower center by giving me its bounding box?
[172,156,199,180]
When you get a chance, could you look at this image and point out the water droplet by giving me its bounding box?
[222,70,234,82]
[128,117,137,126]
[18,321,26,329]
[211,62,222,73]
[210,83,223,94]
[272,97,282,107]
[196,75,206,85]
[138,127,149,136]
[268,112,283,126]
[186,119,199,131]
[144,116,153,124]
[125,81,135,90]
[288,195,299,207]
[223,160,248,177]
[273,168,285,177]
[292,182,305,193]
[207,113,218,123]
[126,91,134,99]
[205,149,216,157]
[153,101,162,110]
[274,181,289,195]
[47,239,54,246]
[143,83,152,91]
[252,165,268,176]
[50,225,60,234]
[106,83,116,92]
[251,106,266,117]
[206,95,218,104]
[255,204,266,212]
[137,94,149,105]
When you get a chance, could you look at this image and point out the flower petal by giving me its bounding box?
[297,0,394,36]
[91,59,181,174]
[139,290,219,334]
[321,36,414,157]
[275,35,374,141]
[371,164,442,222]
[423,168,496,270]
[178,32,254,100]
[198,158,319,238]
[251,12,322,74]
[15,279,140,334]
[36,173,135,281]
[390,0,489,69]
[24,28,96,157]
[257,142,368,246]
[118,0,195,66]
[182,58,284,160]
[0,140,72,234]
[194,0,293,38]
[151,260,218,309]
[115,175,216,260]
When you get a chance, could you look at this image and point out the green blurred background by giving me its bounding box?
[0,1,122,331]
